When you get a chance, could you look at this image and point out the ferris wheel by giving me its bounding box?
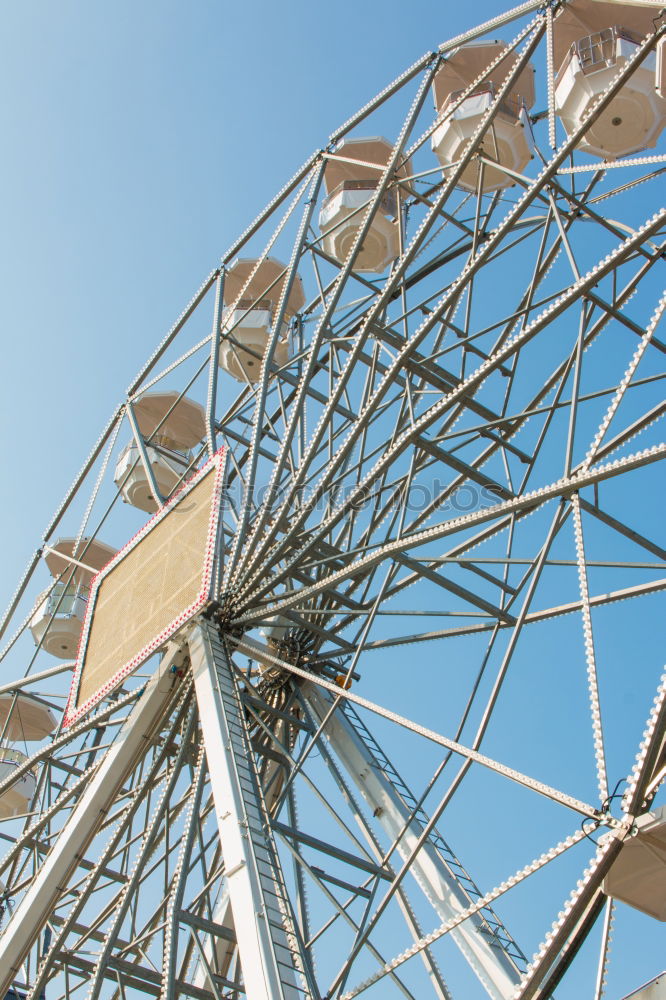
[1,0,666,998]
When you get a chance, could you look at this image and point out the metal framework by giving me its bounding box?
[0,1,665,998]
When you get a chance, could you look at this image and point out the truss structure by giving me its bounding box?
[0,2,665,998]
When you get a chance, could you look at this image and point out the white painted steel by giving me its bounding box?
[189,622,310,1000]
[0,642,183,993]
[0,749,36,819]
[302,682,521,1000]
[0,4,664,996]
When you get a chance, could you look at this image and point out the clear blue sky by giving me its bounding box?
[0,0,507,589]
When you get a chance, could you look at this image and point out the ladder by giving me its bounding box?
[339,699,527,970]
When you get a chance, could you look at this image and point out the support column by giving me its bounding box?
[189,623,313,1000]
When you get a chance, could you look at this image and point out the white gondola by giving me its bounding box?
[0,692,56,742]
[553,0,666,159]
[0,749,36,819]
[30,537,116,658]
[431,42,535,191]
[219,258,305,382]
[0,694,56,819]
[114,391,206,512]
[603,805,666,920]
[319,137,411,273]
[619,973,666,1000]
[658,36,666,99]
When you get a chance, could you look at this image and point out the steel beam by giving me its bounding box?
[189,622,314,1000]
[302,683,522,1000]
[0,642,184,993]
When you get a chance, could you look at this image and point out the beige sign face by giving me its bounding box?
[64,451,225,727]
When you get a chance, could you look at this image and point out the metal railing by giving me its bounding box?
[556,24,642,84]
[322,179,398,219]
[443,82,527,123]
[118,439,192,468]
[35,581,88,618]
[233,297,275,313]
[0,747,29,767]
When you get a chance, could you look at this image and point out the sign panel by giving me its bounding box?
[64,450,226,727]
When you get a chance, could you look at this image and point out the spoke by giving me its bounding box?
[232,635,604,821]
[339,829,588,999]
[237,445,666,623]
[593,899,615,1000]
[571,493,609,802]
[240,210,666,606]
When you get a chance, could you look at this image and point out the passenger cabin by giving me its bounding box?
[319,137,412,273]
[219,258,305,382]
[603,805,666,920]
[431,42,536,191]
[30,537,116,659]
[114,392,205,512]
[553,0,666,159]
[619,973,666,1000]
[0,693,56,819]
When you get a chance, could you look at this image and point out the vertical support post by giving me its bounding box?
[189,622,314,1000]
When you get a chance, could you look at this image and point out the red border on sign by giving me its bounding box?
[62,447,226,728]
